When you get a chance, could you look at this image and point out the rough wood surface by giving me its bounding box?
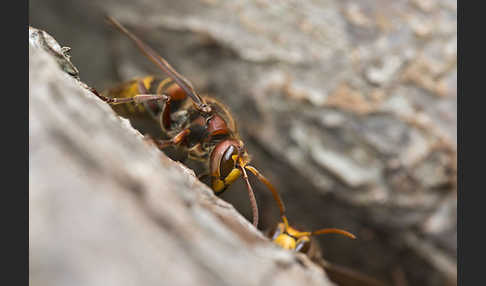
[29,45,335,286]
[30,1,457,285]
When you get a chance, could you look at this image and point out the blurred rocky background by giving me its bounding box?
[30,0,457,285]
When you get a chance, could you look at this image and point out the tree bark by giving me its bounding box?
[30,1,457,285]
[29,44,335,286]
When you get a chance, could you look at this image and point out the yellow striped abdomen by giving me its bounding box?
[101,76,156,119]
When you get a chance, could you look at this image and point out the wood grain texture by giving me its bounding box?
[29,1,457,283]
[29,45,335,286]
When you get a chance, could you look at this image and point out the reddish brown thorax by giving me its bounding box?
[206,114,230,138]
[165,83,186,100]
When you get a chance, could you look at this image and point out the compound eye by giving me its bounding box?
[295,238,311,254]
[220,145,238,179]
[269,223,285,241]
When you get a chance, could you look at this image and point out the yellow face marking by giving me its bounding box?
[286,226,306,238]
[212,148,242,194]
[274,234,296,250]
[296,236,310,245]
[212,179,225,193]
[212,168,241,193]
[224,168,241,185]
